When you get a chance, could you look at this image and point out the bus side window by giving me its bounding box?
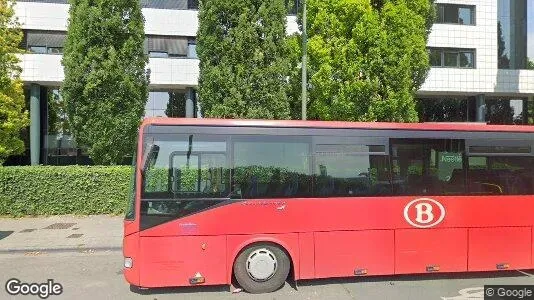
[390,139,465,196]
[467,155,534,195]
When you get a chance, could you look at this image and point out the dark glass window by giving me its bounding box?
[140,0,187,9]
[149,51,169,58]
[391,139,466,196]
[417,97,476,122]
[29,46,47,54]
[469,146,531,154]
[437,4,475,25]
[429,49,442,67]
[467,156,534,195]
[145,91,188,118]
[458,7,474,25]
[47,47,63,54]
[141,134,230,229]
[314,144,391,197]
[286,0,300,15]
[459,52,474,68]
[188,39,197,59]
[44,88,88,165]
[497,0,532,70]
[232,136,312,198]
[444,51,459,67]
[429,48,476,68]
[486,98,526,125]
[188,0,198,9]
[25,30,66,54]
[145,35,189,58]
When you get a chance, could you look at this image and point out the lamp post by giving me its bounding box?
[301,0,307,120]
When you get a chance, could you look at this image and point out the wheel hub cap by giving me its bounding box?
[246,248,278,281]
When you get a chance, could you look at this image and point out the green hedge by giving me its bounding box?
[0,166,133,216]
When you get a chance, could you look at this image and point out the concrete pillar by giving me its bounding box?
[30,84,41,165]
[185,88,195,118]
[475,94,486,123]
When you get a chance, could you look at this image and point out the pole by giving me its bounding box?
[301,0,307,120]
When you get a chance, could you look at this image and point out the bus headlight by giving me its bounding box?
[124,257,133,269]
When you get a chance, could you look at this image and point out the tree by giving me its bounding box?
[291,0,435,122]
[197,0,292,119]
[62,0,148,165]
[0,0,29,165]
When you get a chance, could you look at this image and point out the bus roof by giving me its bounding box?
[141,117,534,133]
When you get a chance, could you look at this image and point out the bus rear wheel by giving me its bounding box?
[233,243,290,294]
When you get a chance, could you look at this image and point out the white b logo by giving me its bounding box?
[403,198,445,228]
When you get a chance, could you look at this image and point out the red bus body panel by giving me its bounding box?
[315,230,394,278]
[138,235,227,287]
[123,119,534,289]
[395,228,468,274]
[468,227,532,271]
[127,196,534,287]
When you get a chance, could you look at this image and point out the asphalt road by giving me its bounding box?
[1,250,533,300]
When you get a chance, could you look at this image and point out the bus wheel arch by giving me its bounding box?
[230,240,296,293]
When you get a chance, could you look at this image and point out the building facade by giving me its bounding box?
[419,0,534,124]
[8,0,534,165]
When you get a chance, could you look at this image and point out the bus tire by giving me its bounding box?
[233,243,291,294]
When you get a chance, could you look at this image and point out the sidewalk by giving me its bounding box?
[0,215,123,253]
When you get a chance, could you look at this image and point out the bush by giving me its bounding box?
[0,166,133,216]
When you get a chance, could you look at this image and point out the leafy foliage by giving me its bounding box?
[197,0,292,119]
[62,0,149,165]
[0,166,133,216]
[0,0,29,164]
[290,0,435,122]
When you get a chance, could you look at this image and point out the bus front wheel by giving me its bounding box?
[233,243,291,293]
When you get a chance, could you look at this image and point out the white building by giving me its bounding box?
[420,0,534,123]
[9,0,534,165]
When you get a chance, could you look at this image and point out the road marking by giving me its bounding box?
[441,287,484,300]
[517,270,534,277]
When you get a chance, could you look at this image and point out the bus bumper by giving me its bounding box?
[123,232,140,286]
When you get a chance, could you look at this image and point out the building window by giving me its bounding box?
[417,97,477,123]
[187,38,197,59]
[28,46,47,54]
[485,97,526,125]
[145,35,189,58]
[47,47,63,54]
[148,51,169,58]
[139,0,198,10]
[286,0,300,15]
[437,4,475,25]
[428,48,476,68]
[24,30,66,54]
[497,0,533,69]
[391,139,466,195]
[145,91,188,118]
[188,0,198,10]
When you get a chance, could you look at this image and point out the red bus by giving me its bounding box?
[123,118,534,293]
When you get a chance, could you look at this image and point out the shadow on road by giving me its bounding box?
[130,284,229,295]
[297,270,533,287]
[128,270,533,295]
